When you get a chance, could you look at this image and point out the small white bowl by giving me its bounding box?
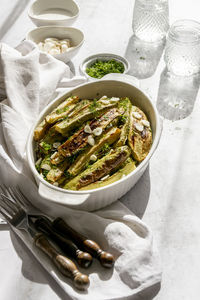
[80,53,130,80]
[26,26,84,63]
[28,0,79,27]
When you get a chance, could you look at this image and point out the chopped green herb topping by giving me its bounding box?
[100,143,111,155]
[120,115,127,125]
[56,109,62,114]
[42,169,49,179]
[118,97,130,110]
[89,99,100,112]
[40,142,52,151]
[35,164,41,172]
[86,59,125,79]
[56,107,69,114]
[63,170,72,179]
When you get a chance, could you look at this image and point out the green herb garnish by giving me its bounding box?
[56,107,69,114]
[89,98,100,112]
[118,97,129,110]
[42,169,49,179]
[120,115,127,125]
[86,59,125,79]
[101,143,111,155]
[40,142,52,152]
[63,170,72,179]
[35,163,41,172]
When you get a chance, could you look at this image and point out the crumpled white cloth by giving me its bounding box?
[0,41,161,300]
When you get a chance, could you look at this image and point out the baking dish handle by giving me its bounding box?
[102,73,140,88]
[38,182,90,206]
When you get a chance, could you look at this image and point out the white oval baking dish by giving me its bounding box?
[26,74,162,211]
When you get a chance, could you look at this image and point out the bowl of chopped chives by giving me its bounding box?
[80,53,130,80]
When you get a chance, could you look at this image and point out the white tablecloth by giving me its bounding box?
[0,0,200,299]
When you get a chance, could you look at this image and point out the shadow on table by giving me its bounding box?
[0,0,30,40]
[132,282,161,300]
[156,68,200,121]
[120,166,151,218]
[67,61,75,76]
[125,35,165,79]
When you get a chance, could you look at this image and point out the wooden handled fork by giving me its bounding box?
[0,186,89,291]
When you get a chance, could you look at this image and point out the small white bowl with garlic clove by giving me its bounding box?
[26,26,84,63]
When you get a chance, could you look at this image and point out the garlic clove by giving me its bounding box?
[53,142,61,148]
[51,152,58,159]
[49,48,60,55]
[100,95,108,100]
[100,99,110,105]
[90,154,97,161]
[101,175,110,181]
[88,135,95,146]
[43,41,55,52]
[62,39,71,47]
[93,127,102,136]
[61,44,69,53]
[110,97,120,102]
[45,38,58,42]
[41,164,51,171]
[133,112,142,119]
[84,124,92,134]
[135,123,144,132]
[35,157,42,166]
[141,119,150,127]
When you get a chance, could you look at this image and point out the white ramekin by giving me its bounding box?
[26,26,84,63]
[26,74,162,211]
[28,0,79,27]
[79,53,130,81]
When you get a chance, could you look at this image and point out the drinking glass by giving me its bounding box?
[132,0,169,42]
[164,20,200,76]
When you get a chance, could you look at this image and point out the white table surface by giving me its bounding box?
[1,0,200,299]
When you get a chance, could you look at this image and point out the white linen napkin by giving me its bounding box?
[0,41,161,300]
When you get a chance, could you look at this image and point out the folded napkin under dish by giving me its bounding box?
[0,41,161,300]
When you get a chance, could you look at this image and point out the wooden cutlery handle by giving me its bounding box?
[53,217,114,268]
[34,217,93,268]
[34,233,90,290]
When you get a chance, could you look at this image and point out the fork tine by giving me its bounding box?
[0,207,11,223]
[0,195,13,215]
[0,185,18,209]
[12,187,29,208]
[0,185,24,213]
[7,187,24,208]
[0,185,10,198]
[0,200,11,216]
[0,193,19,214]
[16,187,33,208]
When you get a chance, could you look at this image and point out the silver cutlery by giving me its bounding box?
[4,186,93,268]
[0,186,90,291]
[11,186,114,268]
[1,186,114,268]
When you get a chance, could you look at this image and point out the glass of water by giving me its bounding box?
[164,20,200,76]
[132,0,169,42]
